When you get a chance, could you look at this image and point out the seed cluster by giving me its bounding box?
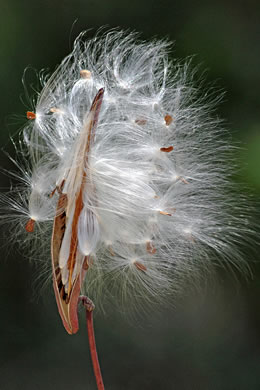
[1,30,254,310]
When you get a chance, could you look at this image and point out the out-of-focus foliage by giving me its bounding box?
[0,1,259,389]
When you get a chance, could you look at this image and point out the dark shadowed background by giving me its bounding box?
[1,1,260,389]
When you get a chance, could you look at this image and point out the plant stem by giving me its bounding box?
[82,297,105,390]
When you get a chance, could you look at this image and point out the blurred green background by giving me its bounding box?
[0,0,260,389]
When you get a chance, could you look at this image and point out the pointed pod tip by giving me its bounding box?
[98,87,105,95]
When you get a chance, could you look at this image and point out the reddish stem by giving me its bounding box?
[85,306,105,390]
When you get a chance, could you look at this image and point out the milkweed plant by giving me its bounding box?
[1,29,255,318]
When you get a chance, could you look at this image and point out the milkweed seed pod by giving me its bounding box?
[1,30,255,314]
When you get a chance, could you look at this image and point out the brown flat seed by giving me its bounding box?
[50,107,63,114]
[164,114,173,126]
[146,241,157,254]
[108,246,115,256]
[135,119,147,125]
[26,111,36,120]
[134,261,147,272]
[84,257,94,269]
[83,257,90,270]
[160,146,174,153]
[159,211,172,216]
[180,177,189,184]
[80,69,91,79]
[25,218,35,232]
